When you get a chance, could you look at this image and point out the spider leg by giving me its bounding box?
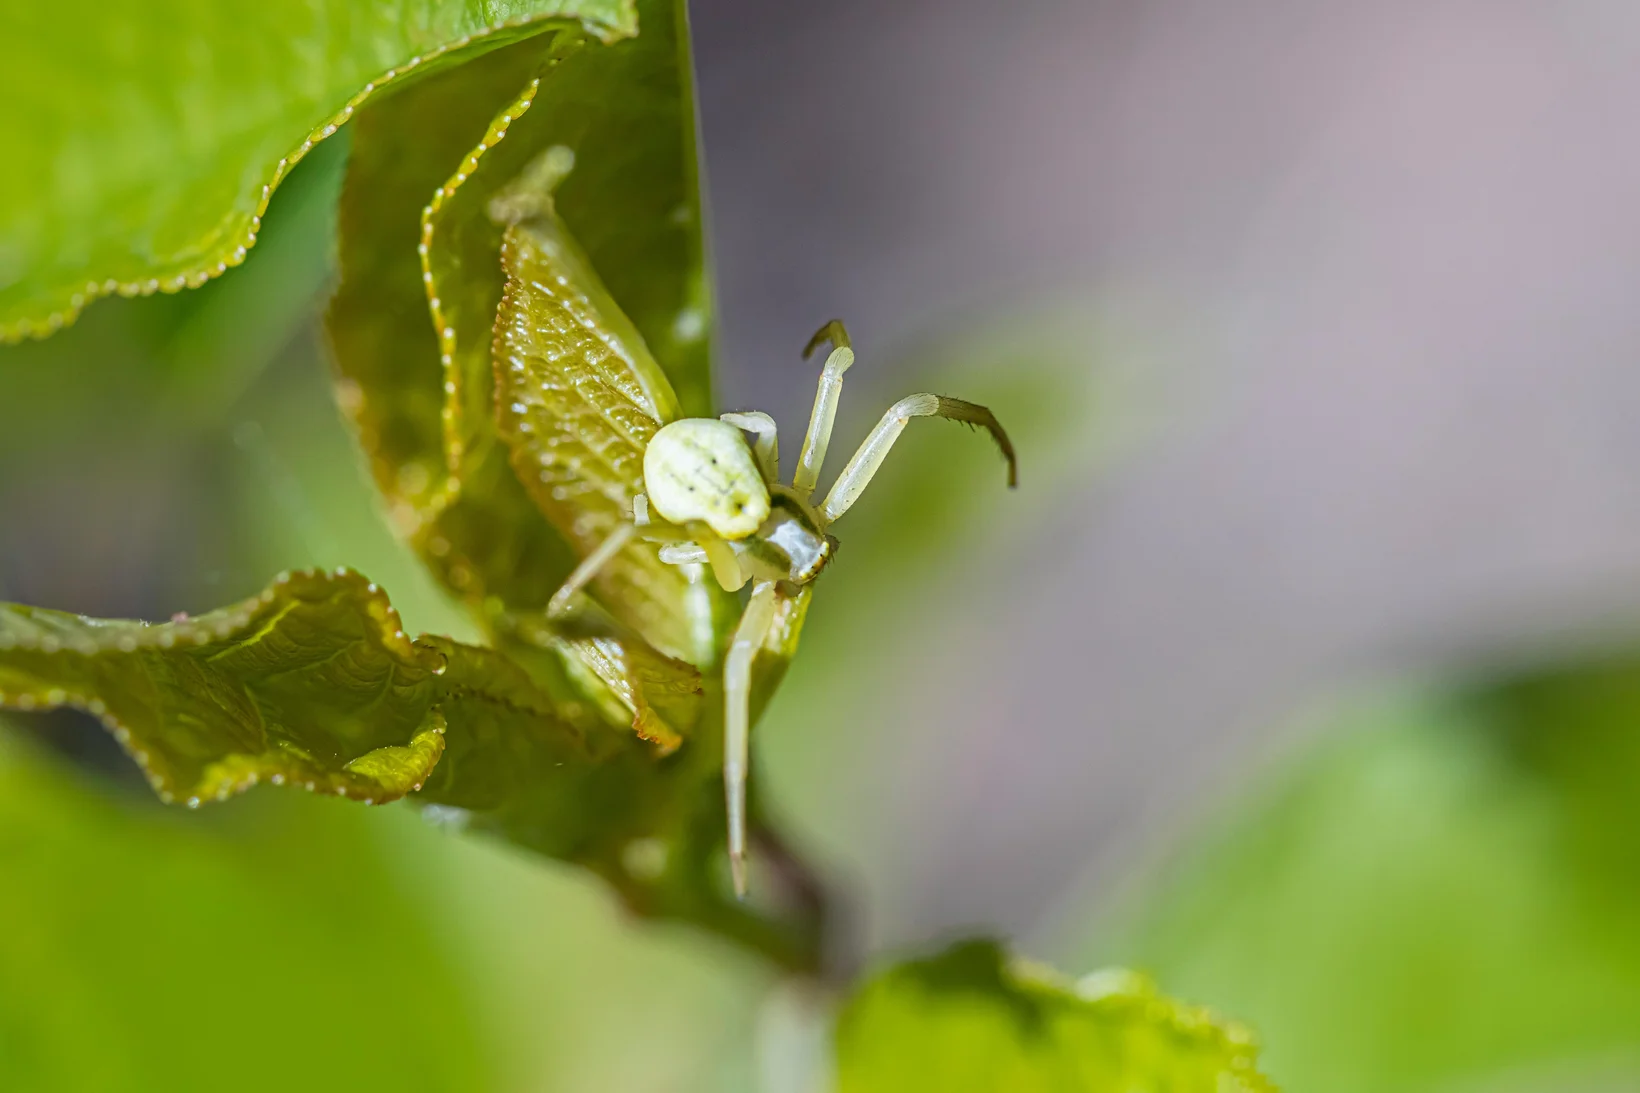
[546,521,637,617]
[720,411,780,483]
[793,321,856,497]
[820,393,1017,524]
[658,542,710,565]
[724,578,780,898]
[701,538,748,592]
[639,493,745,590]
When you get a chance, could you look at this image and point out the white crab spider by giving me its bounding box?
[549,321,1016,896]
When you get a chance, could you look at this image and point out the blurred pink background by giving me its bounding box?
[693,0,1640,949]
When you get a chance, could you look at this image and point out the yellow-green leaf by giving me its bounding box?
[328,34,582,619]
[0,0,633,342]
[0,570,823,971]
[491,199,708,663]
[837,940,1274,1093]
[326,0,726,654]
[0,569,446,806]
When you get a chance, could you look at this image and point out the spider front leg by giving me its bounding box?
[724,578,779,898]
[547,492,744,617]
[720,411,779,483]
[655,534,746,593]
[546,521,638,618]
[821,393,1018,524]
[794,320,856,496]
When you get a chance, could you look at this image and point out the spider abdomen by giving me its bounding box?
[644,418,771,539]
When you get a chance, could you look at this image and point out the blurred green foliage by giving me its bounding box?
[836,939,1271,1092]
[1094,652,1640,1091]
[0,727,489,1092]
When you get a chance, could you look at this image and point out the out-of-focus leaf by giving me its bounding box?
[0,0,632,342]
[836,939,1273,1093]
[0,727,489,1093]
[1095,651,1640,1092]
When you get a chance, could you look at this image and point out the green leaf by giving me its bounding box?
[836,939,1274,1093]
[326,0,723,642]
[455,613,825,972]
[0,568,448,806]
[0,0,633,342]
[0,729,490,1092]
[1094,654,1640,1091]
[318,0,823,959]
[0,569,823,971]
[327,35,579,619]
[489,150,710,664]
[5,0,827,970]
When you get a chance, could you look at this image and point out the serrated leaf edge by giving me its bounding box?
[419,76,544,506]
[0,567,448,806]
[0,4,634,345]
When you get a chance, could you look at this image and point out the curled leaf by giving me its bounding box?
[327,0,726,653]
[491,199,710,663]
[3,0,831,973]
[328,33,582,616]
[0,569,445,805]
[0,568,823,972]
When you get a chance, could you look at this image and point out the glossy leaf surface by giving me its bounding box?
[327,0,726,649]
[0,0,630,342]
[4,0,823,971]
[493,210,706,663]
[0,569,447,806]
[836,939,1274,1093]
[0,568,821,971]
